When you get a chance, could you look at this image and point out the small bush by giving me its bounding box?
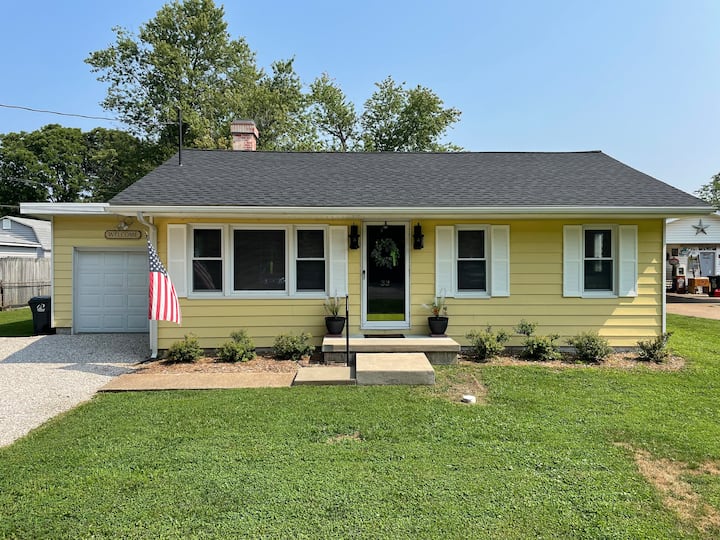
[466,326,510,361]
[637,332,673,363]
[273,332,314,360]
[520,334,562,361]
[165,334,202,363]
[514,319,537,337]
[217,330,256,363]
[567,332,612,363]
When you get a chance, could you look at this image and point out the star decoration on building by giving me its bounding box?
[692,219,709,235]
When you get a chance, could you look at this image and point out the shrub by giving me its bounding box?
[273,332,314,360]
[521,335,562,361]
[165,334,202,363]
[567,332,612,363]
[466,326,510,361]
[514,320,560,361]
[514,319,537,337]
[217,330,256,363]
[637,332,673,363]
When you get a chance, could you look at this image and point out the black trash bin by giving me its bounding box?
[28,296,53,335]
[709,276,720,297]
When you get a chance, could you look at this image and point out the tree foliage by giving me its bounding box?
[0,125,156,209]
[695,172,720,210]
[87,0,461,153]
[361,76,461,152]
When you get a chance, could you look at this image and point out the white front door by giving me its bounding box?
[362,223,410,329]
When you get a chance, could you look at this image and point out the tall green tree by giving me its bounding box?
[86,0,317,151]
[309,73,358,151]
[361,76,461,152]
[695,172,720,210]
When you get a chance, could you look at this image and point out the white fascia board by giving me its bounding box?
[108,204,714,220]
[20,202,110,216]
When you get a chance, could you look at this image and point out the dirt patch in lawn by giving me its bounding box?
[425,366,488,404]
[326,431,363,445]
[133,356,299,375]
[467,353,685,371]
[618,443,720,535]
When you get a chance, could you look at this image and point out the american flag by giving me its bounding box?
[148,240,181,324]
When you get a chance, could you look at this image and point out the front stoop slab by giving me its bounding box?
[293,366,356,386]
[355,353,435,386]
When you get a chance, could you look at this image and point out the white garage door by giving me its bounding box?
[75,250,149,333]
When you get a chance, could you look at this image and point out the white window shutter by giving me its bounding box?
[490,225,510,297]
[435,226,455,297]
[563,225,582,297]
[328,226,348,296]
[166,224,187,298]
[618,225,638,297]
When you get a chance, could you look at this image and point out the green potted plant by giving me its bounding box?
[423,295,448,335]
[324,295,346,335]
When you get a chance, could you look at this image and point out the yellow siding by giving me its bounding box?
[52,216,147,328]
[52,215,664,349]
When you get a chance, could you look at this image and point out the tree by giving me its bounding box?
[695,173,720,210]
[0,125,156,208]
[309,73,358,151]
[86,0,260,147]
[361,76,461,152]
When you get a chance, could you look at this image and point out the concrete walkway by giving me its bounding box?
[101,371,295,391]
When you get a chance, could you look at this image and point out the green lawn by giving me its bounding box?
[0,307,33,336]
[1,314,719,538]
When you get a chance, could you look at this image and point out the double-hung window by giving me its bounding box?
[295,229,326,292]
[563,224,637,298]
[457,228,487,292]
[435,224,510,298]
[192,228,223,292]
[584,228,613,292]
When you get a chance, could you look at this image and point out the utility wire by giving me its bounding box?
[0,103,120,122]
[2,103,119,122]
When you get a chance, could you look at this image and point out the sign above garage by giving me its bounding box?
[104,230,143,240]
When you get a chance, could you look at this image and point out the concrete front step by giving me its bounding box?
[356,353,435,386]
[293,366,355,386]
[322,336,460,365]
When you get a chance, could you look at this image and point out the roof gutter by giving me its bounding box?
[107,204,714,219]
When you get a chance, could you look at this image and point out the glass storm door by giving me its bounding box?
[363,223,408,328]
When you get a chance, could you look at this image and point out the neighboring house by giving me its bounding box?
[666,213,720,282]
[0,216,51,258]
[21,121,711,355]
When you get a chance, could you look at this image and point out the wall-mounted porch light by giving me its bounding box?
[349,224,360,249]
[413,223,424,250]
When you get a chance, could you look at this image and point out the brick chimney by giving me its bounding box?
[231,120,259,151]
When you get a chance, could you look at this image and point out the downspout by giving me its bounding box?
[662,218,667,335]
[137,211,158,358]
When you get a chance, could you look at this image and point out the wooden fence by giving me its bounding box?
[0,258,51,309]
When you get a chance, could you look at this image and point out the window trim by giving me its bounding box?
[455,224,490,298]
[581,224,618,298]
[190,226,224,296]
[293,226,328,296]
[187,224,331,299]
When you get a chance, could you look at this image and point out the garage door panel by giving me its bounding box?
[76,251,149,333]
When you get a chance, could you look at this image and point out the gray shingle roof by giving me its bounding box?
[109,150,707,209]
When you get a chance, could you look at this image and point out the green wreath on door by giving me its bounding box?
[371,237,400,269]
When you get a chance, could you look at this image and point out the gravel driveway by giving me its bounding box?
[0,334,149,448]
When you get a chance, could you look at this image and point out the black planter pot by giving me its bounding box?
[428,316,449,335]
[325,316,346,335]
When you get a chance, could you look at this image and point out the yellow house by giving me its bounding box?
[21,125,711,356]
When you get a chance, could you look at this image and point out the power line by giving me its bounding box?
[0,103,120,122]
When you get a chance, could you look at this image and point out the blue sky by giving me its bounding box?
[1,0,718,196]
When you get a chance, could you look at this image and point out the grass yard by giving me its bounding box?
[0,307,32,337]
[1,314,719,538]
